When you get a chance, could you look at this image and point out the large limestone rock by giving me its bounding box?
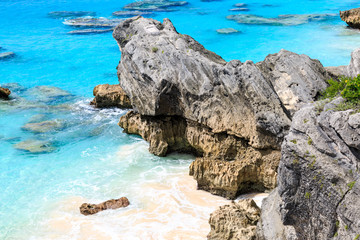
[340,8,360,29]
[80,197,130,215]
[91,84,132,108]
[259,98,360,239]
[114,17,329,199]
[208,199,260,240]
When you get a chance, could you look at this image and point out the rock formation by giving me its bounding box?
[0,87,11,99]
[91,84,132,108]
[80,197,130,215]
[22,120,64,133]
[257,97,360,239]
[208,199,260,240]
[340,8,360,29]
[113,17,329,199]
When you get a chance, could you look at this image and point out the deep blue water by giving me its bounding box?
[1,0,360,239]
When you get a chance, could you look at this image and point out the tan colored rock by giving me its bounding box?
[91,84,132,108]
[80,197,130,215]
[340,8,360,29]
[208,199,260,240]
[0,87,11,99]
[120,111,279,199]
[119,111,194,157]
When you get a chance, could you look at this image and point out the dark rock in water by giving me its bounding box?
[67,28,114,35]
[257,98,360,239]
[340,8,360,29]
[229,8,249,12]
[234,3,247,7]
[227,13,337,26]
[0,52,15,60]
[216,28,241,34]
[90,84,132,108]
[123,0,188,11]
[22,120,64,133]
[63,18,124,27]
[113,17,330,199]
[262,4,278,7]
[112,10,154,17]
[0,87,11,100]
[80,197,130,215]
[208,199,260,240]
[48,11,96,18]
[14,140,56,153]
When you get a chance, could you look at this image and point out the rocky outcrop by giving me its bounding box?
[0,87,11,99]
[91,84,132,108]
[114,17,329,199]
[258,98,360,239]
[340,8,360,29]
[208,199,260,240]
[80,197,130,215]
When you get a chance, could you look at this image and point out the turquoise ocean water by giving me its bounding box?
[1,0,360,239]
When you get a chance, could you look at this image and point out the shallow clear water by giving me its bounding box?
[1,0,360,239]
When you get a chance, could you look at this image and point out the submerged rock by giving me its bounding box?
[257,98,360,239]
[229,8,249,12]
[227,13,337,26]
[0,52,15,60]
[14,140,56,153]
[208,199,260,240]
[112,10,154,17]
[123,0,188,11]
[340,8,360,29]
[1,83,26,93]
[27,86,72,103]
[67,28,114,35]
[90,84,132,108]
[216,28,241,34]
[63,18,124,27]
[22,120,64,133]
[234,3,247,7]
[80,197,130,215]
[114,17,328,199]
[48,11,96,18]
[0,87,11,100]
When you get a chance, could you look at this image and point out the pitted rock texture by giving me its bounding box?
[340,8,360,29]
[114,17,293,150]
[90,84,132,108]
[262,98,360,239]
[207,199,260,240]
[80,197,130,215]
[257,50,330,114]
[0,87,11,99]
[120,111,280,199]
[114,17,329,199]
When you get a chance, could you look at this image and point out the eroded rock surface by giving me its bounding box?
[208,199,260,240]
[114,17,328,199]
[80,197,130,215]
[91,84,132,108]
[258,98,360,239]
[340,8,360,29]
